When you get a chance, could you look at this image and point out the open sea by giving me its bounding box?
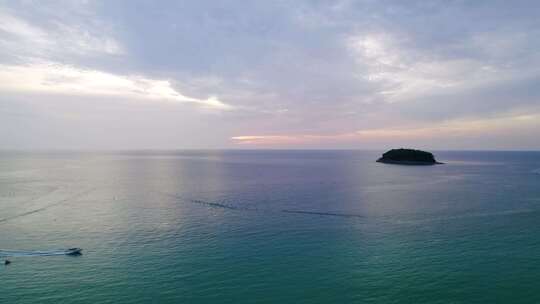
[1,150,539,303]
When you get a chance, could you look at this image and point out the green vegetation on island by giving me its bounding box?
[377,148,443,165]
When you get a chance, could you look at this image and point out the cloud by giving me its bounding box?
[232,112,540,148]
[0,62,233,110]
[0,8,124,63]
[0,9,48,42]
[1,0,540,149]
[346,31,538,104]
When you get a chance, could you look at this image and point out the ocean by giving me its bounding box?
[1,150,539,303]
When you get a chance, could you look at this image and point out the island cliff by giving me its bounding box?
[377,148,443,165]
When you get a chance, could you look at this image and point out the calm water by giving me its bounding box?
[1,150,539,303]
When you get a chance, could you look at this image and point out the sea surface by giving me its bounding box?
[1,150,539,303]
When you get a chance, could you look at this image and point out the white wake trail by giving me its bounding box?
[0,249,73,257]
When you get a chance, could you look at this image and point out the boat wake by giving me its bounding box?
[0,188,95,225]
[0,249,78,257]
[159,191,540,225]
[159,191,366,219]
[281,209,365,218]
[189,198,243,210]
[158,192,258,212]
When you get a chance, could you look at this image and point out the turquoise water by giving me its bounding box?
[1,150,539,303]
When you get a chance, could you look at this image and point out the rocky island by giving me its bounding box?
[377,148,443,165]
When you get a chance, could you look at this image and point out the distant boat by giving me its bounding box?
[66,248,82,255]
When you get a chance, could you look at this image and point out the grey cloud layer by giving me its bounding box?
[1,0,539,149]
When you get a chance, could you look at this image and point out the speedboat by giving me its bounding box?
[66,248,82,255]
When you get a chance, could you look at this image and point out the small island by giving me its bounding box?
[377,148,443,165]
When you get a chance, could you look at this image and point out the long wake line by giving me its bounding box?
[0,249,73,257]
[158,192,259,212]
[0,188,96,225]
[158,191,537,222]
[281,209,365,218]
[157,191,365,219]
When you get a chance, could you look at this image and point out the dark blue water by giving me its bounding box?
[1,150,539,303]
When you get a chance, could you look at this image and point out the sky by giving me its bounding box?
[1,0,539,150]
